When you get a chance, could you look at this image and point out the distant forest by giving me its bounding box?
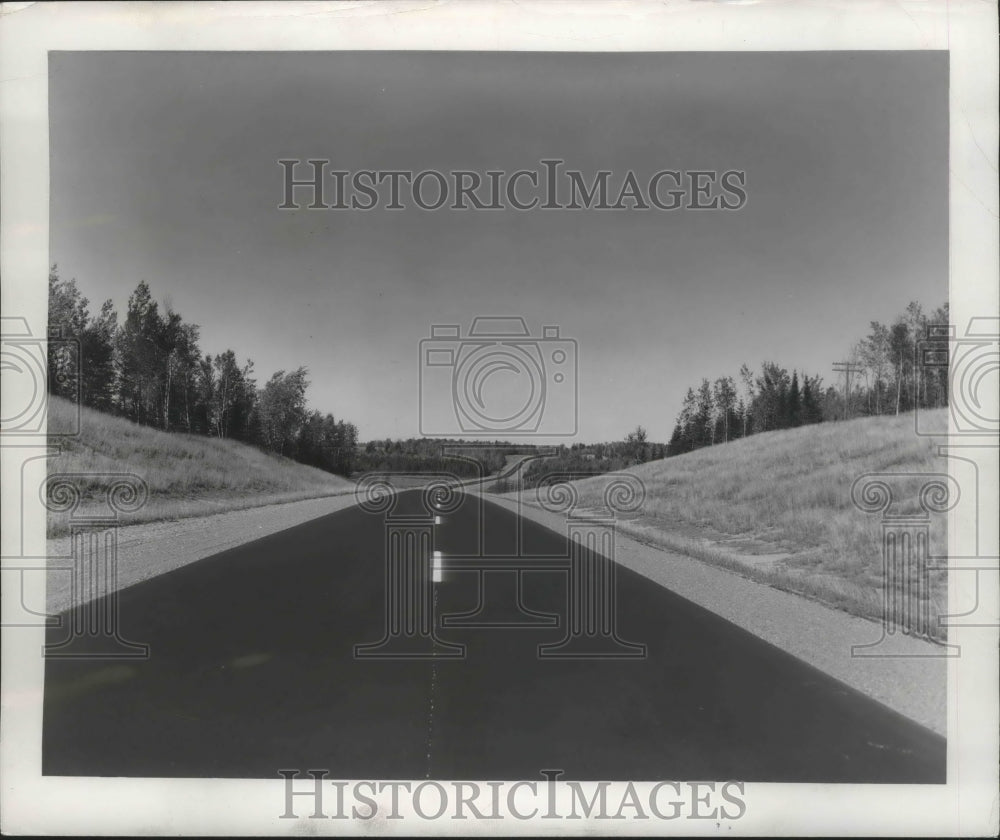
[509,298,951,490]
[664,299,949,458]
[47,268,541,478]
[47,267,360,476]
[48,266,949,481]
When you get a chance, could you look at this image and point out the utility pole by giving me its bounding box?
[832,361,863,421]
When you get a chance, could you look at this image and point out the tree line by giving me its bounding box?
[355,439,520,478]
[664,298,949,458]
[47,267,359,476]
[495,426,663,492]
[666,365,823,457]
[843,300,950,419]
[50,266,950,480]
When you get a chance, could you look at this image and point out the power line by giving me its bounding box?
[832,361,863,420]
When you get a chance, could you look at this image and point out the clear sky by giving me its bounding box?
[49,51,948,442]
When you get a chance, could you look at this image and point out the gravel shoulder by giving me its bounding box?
[482,491,947,737]
[45,492,360,616]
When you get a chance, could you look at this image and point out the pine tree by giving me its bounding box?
[667,421,686,457]
[801,375,823,424]
[80,299,117,411]
[712,376,737,443]
[695,379,714,448]
[788,371,802,427]
[116,281,163,424]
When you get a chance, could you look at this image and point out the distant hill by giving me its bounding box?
[46,397,354,535]
[510,410,950,639]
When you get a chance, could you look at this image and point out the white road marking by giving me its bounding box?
[432,550,444,583]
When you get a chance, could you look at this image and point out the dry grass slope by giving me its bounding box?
[520,411,950,639]
[47,397,354,535]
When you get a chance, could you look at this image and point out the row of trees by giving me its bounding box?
[663,298,948,459]
[51,266,949,480]
[355,439,514,478]
[507,426,666,492]
[667,365,824,457]
[565,428,667,465]
[47,268,359,475]
[845,300,950,419]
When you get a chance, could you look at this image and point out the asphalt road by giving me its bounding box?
[43,489,946,781]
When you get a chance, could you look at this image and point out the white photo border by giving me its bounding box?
[1,1,997,836]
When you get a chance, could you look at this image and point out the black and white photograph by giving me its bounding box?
[1,1,997,836]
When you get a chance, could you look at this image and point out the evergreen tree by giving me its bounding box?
[47,266,87,401]
[803,375,824,424]
[788,371,802,427]
[667,421,686,457]
[734,398,748,440]
[116,281,163,425]
[712,376,737,443]
[79,299,117,412]
[694,379,714,447]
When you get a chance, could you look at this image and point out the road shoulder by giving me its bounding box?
[45,493,359,616]
[44,485,947,736]
[480,491,947,737]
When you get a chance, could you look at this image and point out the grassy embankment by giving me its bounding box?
[502,410,950,640]
[46,396,354,537]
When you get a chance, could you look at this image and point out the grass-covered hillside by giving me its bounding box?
[509,410,950,639]
[47,397,354,535]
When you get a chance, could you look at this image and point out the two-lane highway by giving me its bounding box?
[43,489,945,781]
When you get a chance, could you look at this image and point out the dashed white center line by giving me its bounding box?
[425,586,439,779]
[433,516,444,580]
[426,535,444,776]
